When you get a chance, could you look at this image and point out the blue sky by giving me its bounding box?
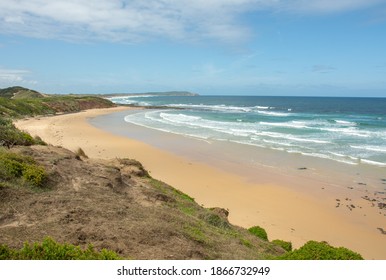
[1,0,386,96]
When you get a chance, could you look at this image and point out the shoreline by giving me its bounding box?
[15,107,386,259]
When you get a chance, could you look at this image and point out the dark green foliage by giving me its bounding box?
[0,237,122,260]
[0,148,47,189]
[278,241,363,260]
[248,226,268,241]
[0,86,42,99]
[272,239,292,252]
[201,213,230,229]
[0,116,38,148]
[0,97,54,118]
[22,164,47,188]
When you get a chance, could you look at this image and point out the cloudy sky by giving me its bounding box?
[1,0,386,96]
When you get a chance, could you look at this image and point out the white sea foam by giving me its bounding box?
[335,120,357,126]
[350,145,386,153]
[256,110,290,117]
[167,103,253,113]
[301,152,358,165]
[319,127,371,137]
[360,159,386,167]
[167,103,288,116]
[255,131,329,144]
[108,95,156,106]
[262,139,294,147]
[259,121,308,129]
[121,101,386,168]
[255,131,285,138]
[160,112,202,124]
[285,136,330,144]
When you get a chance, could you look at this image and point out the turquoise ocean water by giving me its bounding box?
[108,95,386,168]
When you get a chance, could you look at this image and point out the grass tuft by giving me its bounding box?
[272,239,292,252]
[248,226,268,241]
[75,147,88,159]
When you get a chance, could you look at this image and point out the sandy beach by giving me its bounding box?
[15,107,386,259]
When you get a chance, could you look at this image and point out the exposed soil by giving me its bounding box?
[0,145,284,259]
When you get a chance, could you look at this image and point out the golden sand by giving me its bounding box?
[15,107,386,259]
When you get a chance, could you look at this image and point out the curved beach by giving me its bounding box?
[15,107,386,259]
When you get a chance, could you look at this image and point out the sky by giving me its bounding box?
[1,0,386,96]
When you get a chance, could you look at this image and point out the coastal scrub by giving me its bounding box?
[0,237,121,260]
[278,241,363,260]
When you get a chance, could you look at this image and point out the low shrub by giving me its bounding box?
[272,239,292,252]
[0,237,122,260]
[0,148,46,189]
[22,164,47,188]
[248,226,268,241]
[278,241,363,260]
[202,213,230,229]
[0,116,44,147]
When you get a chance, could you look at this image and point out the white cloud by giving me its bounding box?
[0,0,261,43]
[0,0,385,43]
[0,68,37,85]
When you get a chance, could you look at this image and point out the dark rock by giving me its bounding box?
[378,203,386,210]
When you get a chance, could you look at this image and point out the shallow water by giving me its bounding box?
[108,96,386,168]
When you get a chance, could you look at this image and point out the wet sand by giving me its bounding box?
[15,107,386,259]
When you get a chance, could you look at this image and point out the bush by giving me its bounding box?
[202,213,230,229]
[278,241,363,260]
[0,237,122,260]
[272,239,292,252]
[0,116,43,147]
[0,148,46,189]
[22,164,47,188]
[0,156,24,178]
[248,226,268,241]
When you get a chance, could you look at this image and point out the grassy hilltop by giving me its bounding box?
[0,86,115,118]
[0,87,363,260]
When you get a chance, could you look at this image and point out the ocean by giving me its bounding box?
[107,95,386,168]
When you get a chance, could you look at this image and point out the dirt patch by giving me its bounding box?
[0,145,284,259]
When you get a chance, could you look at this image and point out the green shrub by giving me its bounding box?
[0,116,41,147]
[22,164,47,188]
[0,148,46,189]
[203,213,230,229]
[248,226,268,241]
[0,237,122,260]
[33,135,47,145]
[0,157,24,178]
[272,239,292,252]
[278,241,363,260]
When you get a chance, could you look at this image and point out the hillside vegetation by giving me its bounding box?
[0,86,363,260]
[0,86,115,118]
[0,86,44,99]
